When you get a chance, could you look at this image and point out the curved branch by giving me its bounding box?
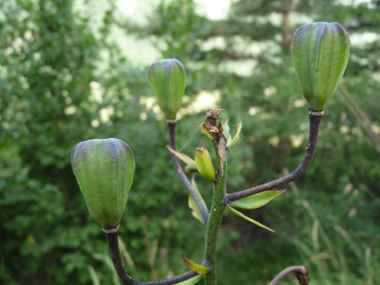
[105,230,200,285]
[268,265,310,285]
[225,114,323,203]
[167,121,209,223]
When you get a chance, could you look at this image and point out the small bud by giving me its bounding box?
[201,123,214,140]
[71,138,135,229]
[195,145,216,183]
[222,119,230,138]
[227,121,242,149]
[148,58,186,120]
[185,164,198,175]
[292,22,350,112]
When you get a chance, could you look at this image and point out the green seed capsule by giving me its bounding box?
[148,58,186,120]
[71,138,135,229]
[292,22,350,112]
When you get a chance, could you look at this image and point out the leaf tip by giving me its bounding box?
[181,253,210,274]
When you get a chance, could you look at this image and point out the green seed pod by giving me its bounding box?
[292,22,350,112]
[71,138,135,229]
[148,58,186,120]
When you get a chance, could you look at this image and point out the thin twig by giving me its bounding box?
[105,230,201,285]
[167,121,209,223]
[225,114,322,203]
[268,265,310,285]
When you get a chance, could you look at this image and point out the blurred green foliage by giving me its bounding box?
[1,0,379,284]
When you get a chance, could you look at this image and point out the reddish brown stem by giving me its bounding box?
[105,230,201,285]
[167,121,209,223]
[268,265,310,285]
[225,114,322,203]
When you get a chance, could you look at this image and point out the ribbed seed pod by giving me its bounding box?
[71,138,135,229]
[148,58,186,120]
[292,22,350,112]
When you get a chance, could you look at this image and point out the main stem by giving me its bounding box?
[205,140,227,285]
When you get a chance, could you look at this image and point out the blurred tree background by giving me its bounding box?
[0,0,379,284]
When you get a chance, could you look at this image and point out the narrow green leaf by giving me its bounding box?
[87,265,100,285]
[227,121,242,149]
[167,145,196,165]
[227,205,275,233]
[227,134,232,146]
[188,177,207,224]
[192,176,208,211]
[189,194,204,223]
[181,253,210,274]
[174,274,203,285]
[191,176,207,209]
[201,123,215,140]
[222,119,230,137]
[230,190,285,210]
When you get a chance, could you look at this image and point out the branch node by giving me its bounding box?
[308,110,324,116]
[102,224,120,233]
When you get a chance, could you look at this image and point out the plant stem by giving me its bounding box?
[168,121,209,223]
[105,229,200,285]
[225,114,323,203]
[268,265,310,285]
[204,140,227,285]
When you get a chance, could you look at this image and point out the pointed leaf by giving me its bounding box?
[174,274,203,285]
[222,119,230,137]
[227,205,275,233]
[201,123,214,140]
[188,177,208,224]
[192,176,208,211]
[181,253,210,274]
[167,146,195,165]
[195,145,215,182]
[227,122,242,149]
[227,134,232,146]
[189,195,204,224]
[230,190,285,210]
